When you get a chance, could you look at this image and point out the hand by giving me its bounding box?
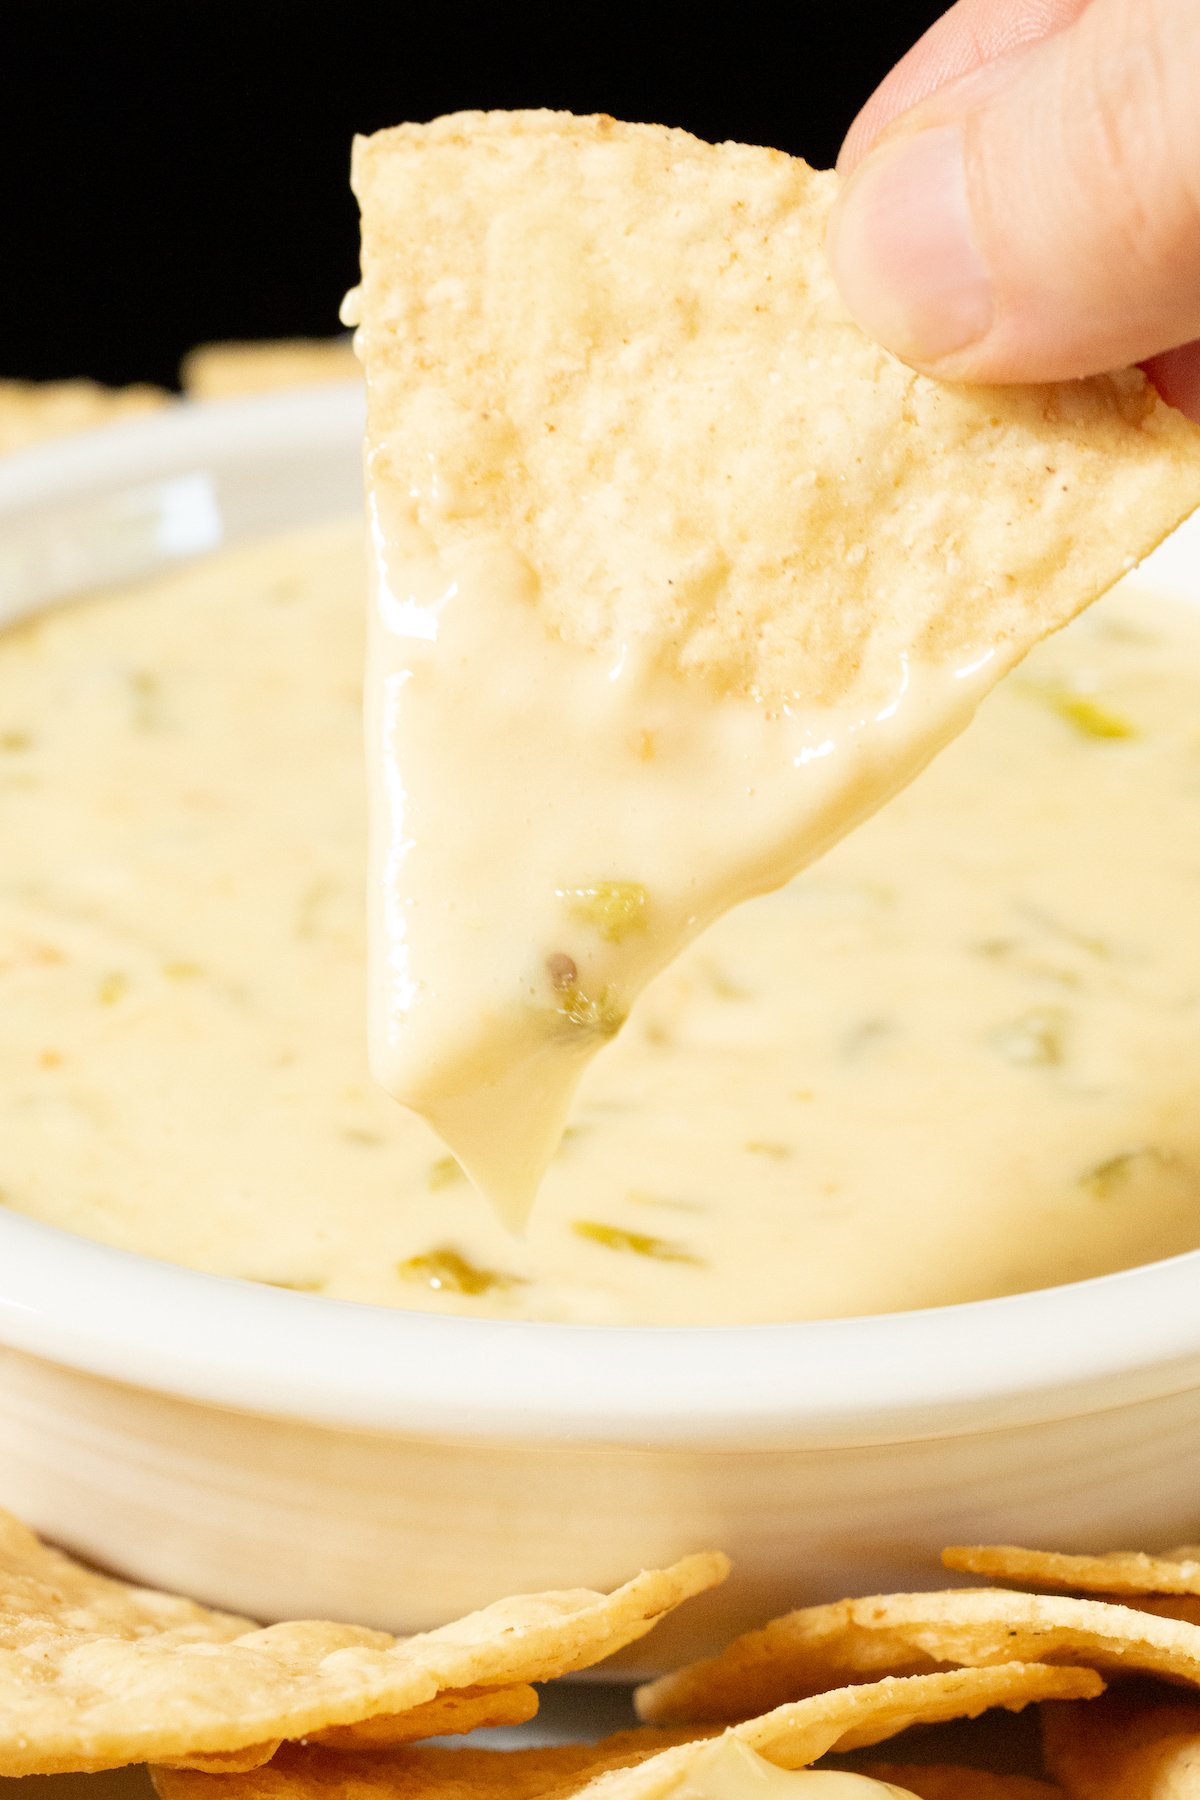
[828,0,1200,419]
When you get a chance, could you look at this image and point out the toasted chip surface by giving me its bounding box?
[181,339,359,399]
[0,377,167,453]
[857,1768,1061,1800]
[152,1729,705,1800]
[0,1507,724,1775]
[580,1668,1100,1800]
[152,1669,1098,1800]
[944,1544,1200,1597]
[637,1589,1200,1725]
[166,1685,542,1774]
[1042,1684,1200,1798]
[351,108,1200,710]
[310,1683,540,1750]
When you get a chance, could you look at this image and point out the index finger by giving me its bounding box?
[838,0,1089,172]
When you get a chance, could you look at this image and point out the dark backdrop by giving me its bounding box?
[3,1,943,389]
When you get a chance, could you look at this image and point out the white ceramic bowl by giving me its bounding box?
[3,388,1200,1673]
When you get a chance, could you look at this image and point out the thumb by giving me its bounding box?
[828,0,1200,383]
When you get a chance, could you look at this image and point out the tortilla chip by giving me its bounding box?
[0,1505,725,1775]
[1042,1683,1200,1797]
[310,1682,540,1750]
[153,1729,705,1800]
[857,1767,1061,1800]
[181,339,360,399]
[172,1684,541,1773]
[637,1589,1200,1726]
[168,1746,291,1776]
[579,1667,1101,1800]
[0,377,168,454]
[1133,1597,1200,1628]
[349,109,1200,712]
[349,109,1200,1221]
[944,1544,1200,1597]
[152,1669,1098,1800]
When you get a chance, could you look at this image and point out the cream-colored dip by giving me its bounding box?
[2,518,1199,1324]
[364,484,996,1226]
[668,1739,915,1800]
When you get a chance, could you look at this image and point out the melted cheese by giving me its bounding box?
[670,1739,915,1800]
[366,480,998,1223]
[2,519,1200,1324]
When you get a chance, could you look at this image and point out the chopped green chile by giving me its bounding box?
[555,982,627,1038]
[162,960,203,981]
[987,1007,1068,1068]
[572,1220,702,1264]
[397,1246,524,1296]
[1020,680,1137,740]
[557,880,649,943]
[696,959,751,1001]
[426,1154,466,1190]
[1083,1146,1162,1198]
[128,669,164,731]
[628,1191,707,1214]
[1017,903,1113,962]
[341,1126,385,1147]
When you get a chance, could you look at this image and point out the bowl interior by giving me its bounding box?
[2,386,1200,1447]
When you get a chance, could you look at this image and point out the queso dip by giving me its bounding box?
[1,518,1199,1325]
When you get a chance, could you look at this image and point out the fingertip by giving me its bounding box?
[1142,344,1200,425]
[828,126,994,372]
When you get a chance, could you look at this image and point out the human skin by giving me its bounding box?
[828,0,1200,419]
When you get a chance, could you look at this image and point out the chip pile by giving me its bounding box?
[5,1512,1200,1794]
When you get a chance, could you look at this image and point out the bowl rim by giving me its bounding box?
[5,1207,1200,1446]
[3,391,1200,1451]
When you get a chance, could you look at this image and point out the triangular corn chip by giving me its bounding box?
[309,1682,540,1751]
[637,1589,1200,1725]
[1042,1683,1200,1798]
[944,1543,1200,1598]
[580,1673,1100,1800]
[856,1769,1060,1800]
[348,109,1200,1218]
[0,1506,724,1774]
[153,1730,708,1800]
[0,377,167,453]
[174,1684,541,1774]
[181,339,358,399]
[152,1667,1099,1800]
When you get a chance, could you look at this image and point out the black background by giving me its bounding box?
[4,1,944,389]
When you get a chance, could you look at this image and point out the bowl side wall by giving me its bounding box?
[5,1343,1200,1669]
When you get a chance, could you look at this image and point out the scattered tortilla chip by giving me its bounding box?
[0,377,168,454]
[168,1746,292,1777]
[310,1682,540,1750]
[637,1589,1200,1726]
[153,1668,1098,1800]
[181,339,359,399]
[857,1767,1061,1800]
[153,1729,705,1800]
[1132,1596,1200,1628]
[578,1667,1101,1800]
[1042,1683,1200,1797]
[0,1504,725,1775]
[349,109,1200,712]
[173,1684,541,1773]
[944,1544,1200,1597]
